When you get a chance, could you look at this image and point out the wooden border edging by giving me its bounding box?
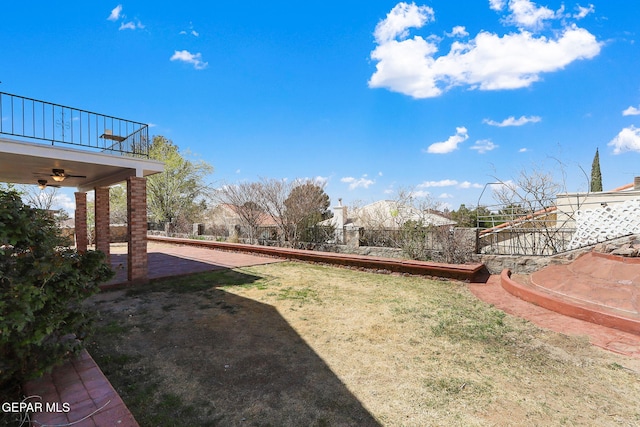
[500,269,640,335]
[148,235,488,282]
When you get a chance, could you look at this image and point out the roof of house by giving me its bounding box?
[210,203,279,227]
[322,200,455,228]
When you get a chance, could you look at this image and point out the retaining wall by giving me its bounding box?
[147,235,487,282]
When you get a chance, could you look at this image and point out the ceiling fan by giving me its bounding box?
[50,168,87,182]
[37,179,60,190]
[33,169,87,189]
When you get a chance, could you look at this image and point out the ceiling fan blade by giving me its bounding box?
[51,169,86,179]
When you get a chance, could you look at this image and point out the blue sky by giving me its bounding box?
[2,0,640,212]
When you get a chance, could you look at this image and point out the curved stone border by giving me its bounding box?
[500,269,640,335]
[147,235,488,282]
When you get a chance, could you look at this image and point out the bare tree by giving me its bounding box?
[215,182,265,244]
[492,166,562,214]
[255,178,292,245]
[19,184,59,211]
[223,178,334,247]
[484,160,587,255]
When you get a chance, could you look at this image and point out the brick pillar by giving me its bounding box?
[127,176,148,283]
[74,192,88,253]
[94,187,110,258]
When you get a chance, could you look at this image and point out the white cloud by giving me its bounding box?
[410,190,431,198]
[418,179,483,190]
[341,176,375,190]
[519,147,529,152]
[418,179,458,188]
[448,26,469,37]
[489,0,507,11]
[574,4,595,19]
[458,181,483,189]
[505,0,558,30]
[108,5,122,21]
[119,20,144,31]
[623,106,640,116]
[608,126,640,154]
[314,176,329,186]
[488,179,516,192]
[180,23,200,37]
[438,193,454,199]
[374,2,435,44]
[108,5,144,30]
[484,115,541,127]
[170,50,209,70]
[369,2,601,98]
[50,192,76,213]
[470,139,498,153]
[425,127,468,154]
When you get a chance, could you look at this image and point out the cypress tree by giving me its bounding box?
[590,148,603,192]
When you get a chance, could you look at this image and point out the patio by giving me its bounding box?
[106,241,284,286]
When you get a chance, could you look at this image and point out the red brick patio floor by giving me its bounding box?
[22,350,138,427]
[107,241,284,286]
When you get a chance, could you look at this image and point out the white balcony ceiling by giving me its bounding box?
[0,138,163,192]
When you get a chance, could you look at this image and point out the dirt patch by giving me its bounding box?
[87,262,640,426]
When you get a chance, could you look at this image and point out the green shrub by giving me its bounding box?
[0,190,114,389]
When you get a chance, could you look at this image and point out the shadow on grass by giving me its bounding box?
[108,252,234,286]
[89,269,380,426]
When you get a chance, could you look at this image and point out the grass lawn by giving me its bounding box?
[86,262,640,426]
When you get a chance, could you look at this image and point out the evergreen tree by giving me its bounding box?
[590,148,603,192]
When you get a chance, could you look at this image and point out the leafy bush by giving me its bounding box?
[0,190,114,389]
[399,220,431,261]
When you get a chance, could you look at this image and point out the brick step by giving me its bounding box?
[502,264,640,335]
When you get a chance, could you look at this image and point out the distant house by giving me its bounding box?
[206,203,278,240]
[322,200,455,229]
[320,199,455,245]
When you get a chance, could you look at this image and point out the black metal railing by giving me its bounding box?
[0,92,149,157]
[475,201,577,256]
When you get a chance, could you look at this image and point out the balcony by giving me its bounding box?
[0,91,148,157]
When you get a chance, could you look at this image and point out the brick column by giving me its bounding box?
[127,176,148,283]
[94,187,110,258]
[74,192,87,253]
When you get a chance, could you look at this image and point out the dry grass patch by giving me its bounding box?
[87,262,640,426]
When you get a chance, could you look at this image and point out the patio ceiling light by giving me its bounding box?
[37,179,47,190]
[51,169,66,182]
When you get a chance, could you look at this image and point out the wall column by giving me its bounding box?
[94,187,110,258]
[74,192,87,253]
[127,176,148,283]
